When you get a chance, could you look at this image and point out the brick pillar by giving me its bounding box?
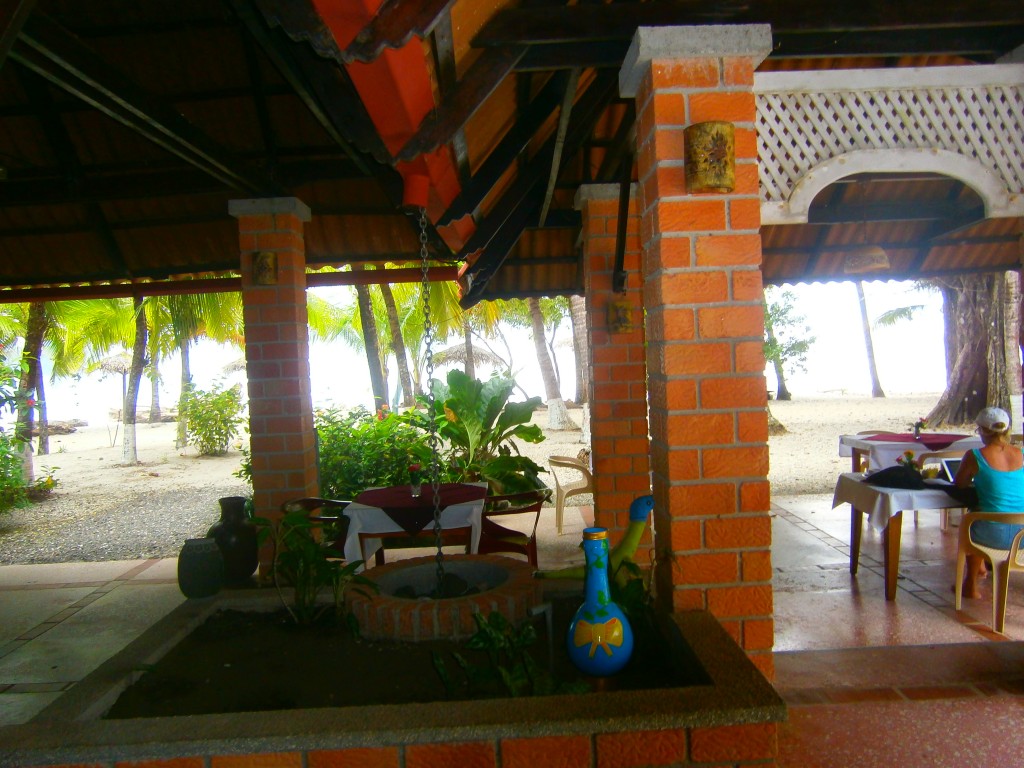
[229,197,319,571]
[620,26,775,678]
[575,184,652,559]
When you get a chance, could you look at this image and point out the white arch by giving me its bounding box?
[761,149,1019,225]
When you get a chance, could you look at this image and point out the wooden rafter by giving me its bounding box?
[341,0,454,63]
[12,12,278,195]
[397,44,527,162]
[0,0,34,68]
[438,70,571,226]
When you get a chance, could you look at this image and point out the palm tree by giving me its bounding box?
[569,295,589,404]
[525,297,575,430]
[855,281,885,398]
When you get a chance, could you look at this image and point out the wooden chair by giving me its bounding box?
[549,454,594,534]
[852,430,887,472]
[914,450,968,529]
[280,497,352,553]
[358,526,472,567]
[954,511,1024,632]
[478,488,551,567]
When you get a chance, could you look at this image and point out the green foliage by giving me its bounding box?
[0,431,27,513]
[401,370,547,494]
[0,359,50,515]
[179,383,244,456]
[253,510,376,626]
[316,406,430,499]
[763,288,815,374]
[432,611,588,699]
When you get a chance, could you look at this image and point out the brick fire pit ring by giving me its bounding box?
[346,555,542,642]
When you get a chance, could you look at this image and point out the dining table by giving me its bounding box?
[838,431,982,473]
[832,472,971,600]
[342,481,488,569]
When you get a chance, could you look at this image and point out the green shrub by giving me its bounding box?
[316,406,429,499]
[0,430,27,513]
[180,383,245,456]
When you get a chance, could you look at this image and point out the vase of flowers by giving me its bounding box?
[409,463,422,497]
[911,417,928,439]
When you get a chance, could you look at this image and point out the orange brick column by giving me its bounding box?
[575,183,652,559]
[620,26,775,678]
[229,197,319,570]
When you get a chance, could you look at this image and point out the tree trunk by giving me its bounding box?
[35,364,48,456]
[855,281,886,398]
[121,296,148,465]
[16,301,46,483]
[377,279,415,408]
[354,278,387,413]
[767,404,788,435]
[463,319,475,380]
[570,295,589,404]
[528,297,575,431]
[927,274,998,426]
[149,355,162,423]
[1006,271,1023,428]
[176,339,192,450]
[765,323,792,401]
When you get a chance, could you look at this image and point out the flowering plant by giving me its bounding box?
[895,450,921,473]
[911,417,928,432]
[408,462,422,484]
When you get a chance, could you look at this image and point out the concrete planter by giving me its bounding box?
[0,585,785,768]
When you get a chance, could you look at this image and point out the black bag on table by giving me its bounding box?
[864,464,926,490]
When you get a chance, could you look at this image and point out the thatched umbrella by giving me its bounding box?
[97,352,133,407]
[223,357,247,374]
[430,345,505,369]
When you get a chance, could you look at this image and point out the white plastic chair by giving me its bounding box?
[954,511,1024,633]
[548,454,594,535]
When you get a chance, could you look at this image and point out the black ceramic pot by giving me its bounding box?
[177,537,224,598]
[206,496,258,586]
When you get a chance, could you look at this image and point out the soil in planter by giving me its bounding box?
[104,596,704,718]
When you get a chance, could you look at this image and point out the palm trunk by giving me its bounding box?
[528,297,574,430]
[463,319,475,379]
[35,365,48,456]
[855,281,886,398]
[121,296,148,464]
[569,295,589,404]
[377,279,415,408]
[176,339,192,449]
[16,301,46,482]
[354,277,387,413]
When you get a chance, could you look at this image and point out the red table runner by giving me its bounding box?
[355,483,487,535]
[862,432,970,451]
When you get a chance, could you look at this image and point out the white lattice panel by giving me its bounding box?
[754,65,1024,223]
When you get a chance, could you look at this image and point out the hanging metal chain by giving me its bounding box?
[419,208,445,595]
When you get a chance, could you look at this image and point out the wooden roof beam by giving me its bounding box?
[12,12,279,196]
[340,0,454,63]
[438,70,571,226]
[396,44,527,162]
[0,0,35,69]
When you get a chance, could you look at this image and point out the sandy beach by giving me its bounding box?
[0,393,954,563]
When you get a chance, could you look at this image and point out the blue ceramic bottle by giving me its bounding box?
[566,527,634,676]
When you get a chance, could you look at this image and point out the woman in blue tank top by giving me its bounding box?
[954,407,1024,599]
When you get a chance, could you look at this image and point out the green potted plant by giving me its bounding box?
[401,370,548,494]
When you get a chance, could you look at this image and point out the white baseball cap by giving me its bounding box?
[976,407,1011,432]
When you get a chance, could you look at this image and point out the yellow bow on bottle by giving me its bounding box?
[573,617,624,658]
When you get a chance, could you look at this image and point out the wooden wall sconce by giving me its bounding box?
[253,251,278,285]
[684,121,735,193]
[608,299,634,334]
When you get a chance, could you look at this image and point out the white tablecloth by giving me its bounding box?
[831,472,966,531]
[342,482,487,568]
[838,434,981,471]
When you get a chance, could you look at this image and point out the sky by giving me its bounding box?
[32,279,946,427]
